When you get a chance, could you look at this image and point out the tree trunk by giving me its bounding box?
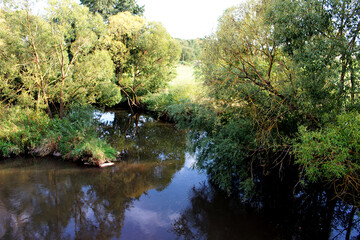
[339,57,347,98]
[345,206,357,240]
[350,59,355,105]
[59,89,64,118]
[59,75,65,118]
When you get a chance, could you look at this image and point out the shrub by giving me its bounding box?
[294,112,360,201]
[0,106,51,157]
[53,106,118,165]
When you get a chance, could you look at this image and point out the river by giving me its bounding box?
[0,109,358,239]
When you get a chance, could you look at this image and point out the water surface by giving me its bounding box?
[0,110,358,239]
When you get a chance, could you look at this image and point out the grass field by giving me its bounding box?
[144,64,207,111]
[168,64,207,101]
[170,64,196,87]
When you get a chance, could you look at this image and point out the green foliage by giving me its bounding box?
[176,39,203,63]
[0,106,51,157]
[0,0,119,117]
[0,105,117,165]
[294,112,360,193]
[103,12,181,108]
[268,0,360,112]
[160,0,360,201]
[165,99,256,195]
[166,101,217,133]
[195,119,255,195]
[80,0,144,19]
[144,64,207,113]
[0,0,179,115]
[53,106,118,165]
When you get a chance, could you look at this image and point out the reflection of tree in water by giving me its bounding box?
[0,161,125,239]
[332,204,360,240]
[172,174,360,240]
[0,110,186,239]
[172,182,281,240]
[99,110,186,163]
[256,169,360,240]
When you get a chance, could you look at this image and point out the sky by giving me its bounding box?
[136,0,244,39]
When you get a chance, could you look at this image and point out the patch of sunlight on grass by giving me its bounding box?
[170,64,196,87]
[144,64,209,111]
[167,64,208,102]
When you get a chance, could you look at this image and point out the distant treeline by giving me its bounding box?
[176,39,203,63]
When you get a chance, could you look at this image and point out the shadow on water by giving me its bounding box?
[171,160,360,240]
[171,180,360,240]
[0,109,359,239]
[172,182,282,240]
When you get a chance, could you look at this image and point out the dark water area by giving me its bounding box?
[0,109,359,239]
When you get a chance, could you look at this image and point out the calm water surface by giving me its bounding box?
[0,110,358,239]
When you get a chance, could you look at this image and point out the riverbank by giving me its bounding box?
[0,105,118,166]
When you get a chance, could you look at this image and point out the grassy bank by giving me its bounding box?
[0,105,117,166]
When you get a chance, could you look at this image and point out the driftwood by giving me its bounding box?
[99,162,115,168]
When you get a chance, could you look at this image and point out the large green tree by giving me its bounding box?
[103,12,181,110]
[268,0,360,113]
[188,0,360,200]
[0,0,121,117]
[267,0,360,202]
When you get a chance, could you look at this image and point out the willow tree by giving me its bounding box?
[0,0,119,117]
[268,0,360,203]
[268,0,360,113]
[47,0,117,117]
[202,1,301,149]
[0,3,55,114]
[103,12,181,110]
[195,0,360,200]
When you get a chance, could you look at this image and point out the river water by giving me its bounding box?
[0,110,358,239]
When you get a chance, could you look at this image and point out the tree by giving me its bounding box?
[103,12,181,110]
[0,2,55,114]
[0,0,121,117]
[294,112,360,204]
[182,0,360,202]
[47,0,114,117]
[80,0,144,19]
[268,0,360,111]
[177,39,202,63]
[268,0,360,203]
[201,1,301,147]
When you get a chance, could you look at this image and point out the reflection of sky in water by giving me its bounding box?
[99,112,115,125]
[121,152,206,239]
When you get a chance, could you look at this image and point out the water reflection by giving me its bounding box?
[0,110,358,239]
[0,110,186,239]
[0,158,185,239]
[98,110,185,164]
[171,181,360,240]
[172,182,282,240]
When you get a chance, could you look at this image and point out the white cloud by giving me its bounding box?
[126,206,168,234]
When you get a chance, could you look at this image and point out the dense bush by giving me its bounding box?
[0,105,117,166]
[294,112,360,201]
[0,106,51,157]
